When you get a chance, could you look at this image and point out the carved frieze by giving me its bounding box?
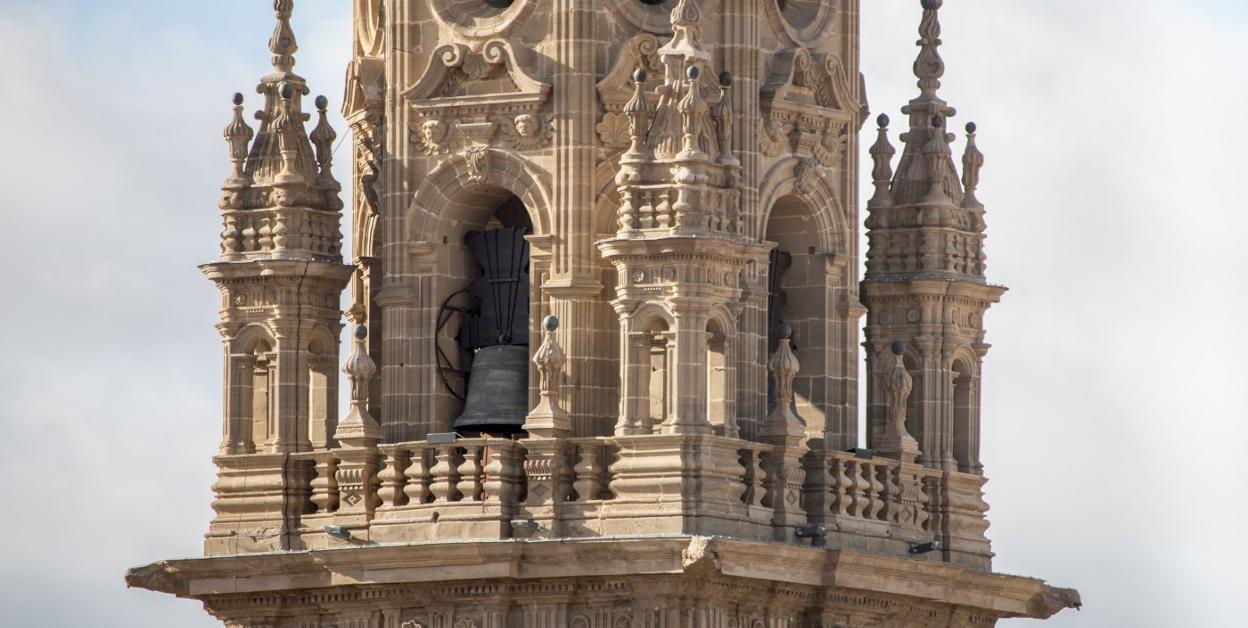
[405,39,551,122]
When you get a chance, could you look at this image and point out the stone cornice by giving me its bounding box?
[126,536,1075,620]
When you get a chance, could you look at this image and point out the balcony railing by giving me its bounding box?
[207,433,992,570]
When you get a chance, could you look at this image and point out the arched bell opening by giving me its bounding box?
[763,194,831,439]
[248,340,276,452]
[951,357,979,474]
[306,331,338,450]
[902,352,927,464]
[431,187,536,436]
[706,316,737,438]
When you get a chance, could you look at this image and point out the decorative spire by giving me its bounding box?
[961,121,984,212]
[921,115,953,206]
[913,0,945,102]
[714,71,737,167]
[660,0,711,64]
[309,95,340,190]
[622,67,651,162]
[269,0,298,75]
[676,65,709,161]
[526,315,571,439]
[867,114,895,209]
[763,324,805,444]
[336,325,381,445]
[877,341,920,464]
[273,84,303,185]
[223,93,254,189]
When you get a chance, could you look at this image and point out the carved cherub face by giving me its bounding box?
[514,114,537,138]
[421,119,447,145]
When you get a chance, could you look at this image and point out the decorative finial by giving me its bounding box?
[269,0,299,74]
[676,64,709,161]
[764,323,805,443]
[714,70,737,168]
[961,121,984,211]
[921,115,952,206]
[877,340,920,464]
[686,65,700,80]
[527,314,570,438]
[223,93,255,189]
[868,115,896,209]
[272,84,302,185]
[913,0,945,100]
[336,323,381,444]
[309,95,339,190]
[623,65,652,163]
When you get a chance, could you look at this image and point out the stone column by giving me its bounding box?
[666,302,711,435]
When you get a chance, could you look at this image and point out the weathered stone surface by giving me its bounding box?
[126,1,1079,625]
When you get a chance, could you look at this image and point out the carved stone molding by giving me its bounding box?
[764,0,840,48]
[763,48,860,128]
[429,0,539,41]
[404,39,551,122]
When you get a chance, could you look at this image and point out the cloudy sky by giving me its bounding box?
[0,0,1243,626]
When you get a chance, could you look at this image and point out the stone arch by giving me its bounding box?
[756,156,848,254]
[706,306,739,437]
[230,324,276,354]
[950,346,981,474]
[759,160,854,446]
[405,148,553,242]
[306,325,340,450]
[395,149,552,438]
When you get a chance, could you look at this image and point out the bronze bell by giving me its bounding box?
[452,226,532,436]
[453,345,530,435]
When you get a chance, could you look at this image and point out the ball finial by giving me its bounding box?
[542,315,559,333]
[921,0,943,10]
[966,121,977,134]
[890,340,906,356]
[686,65,700,80]
[354,325,368,341]
[931,115,944,128]
[719,71,733,87]
[279,84,294,100]
[633,67,647,83]
[232,92,245,106]
[315,95,329,111]
[877,113,890,128]
[777,322,793,341]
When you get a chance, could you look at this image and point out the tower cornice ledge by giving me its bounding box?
[127,535,1078,621]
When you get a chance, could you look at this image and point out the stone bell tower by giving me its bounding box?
[128,1,1080,626]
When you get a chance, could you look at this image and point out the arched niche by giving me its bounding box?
[398,150,551,438]
[762,193,837,441]
[951,352,980,474]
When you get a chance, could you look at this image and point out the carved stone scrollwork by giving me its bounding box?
[405,39,551,125]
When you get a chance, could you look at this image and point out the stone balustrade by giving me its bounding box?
[220,206,344,261]
[209,434,992,569]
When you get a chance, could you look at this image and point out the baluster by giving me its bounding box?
[853,461,872,518]
[309,453,338,514]
[831,459,851,515]
[573,443,604,501]
[429,444,459,503]
[867,462,885,521]
[404,446,431,504]
[881,465,901,524]
[481,444,503,502]
[376,447,408,509]
[457,446,483,502]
